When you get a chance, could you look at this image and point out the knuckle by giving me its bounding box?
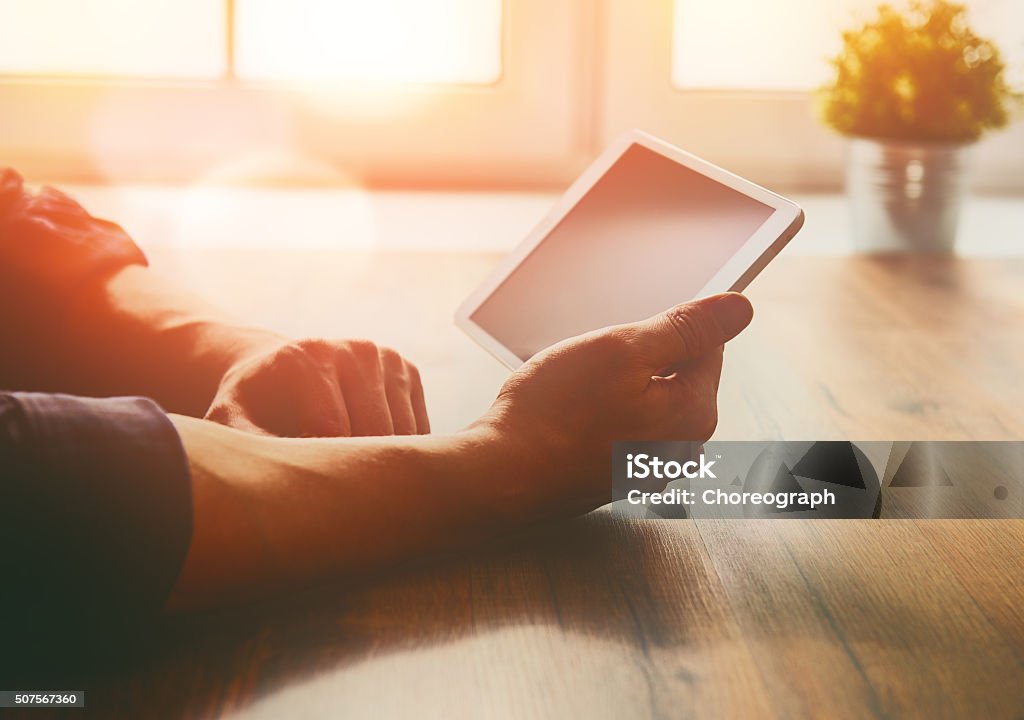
[345,338,382,364]
[587,327,633,356]
[612,325,644,347]
[666,305,712,354]
[271,342,317,372]
[293,338,332,356]
[381,347,420,385]
[378,345,404,367]
[405,360,422,384]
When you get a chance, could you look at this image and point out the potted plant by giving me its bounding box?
[819,0,1018,252]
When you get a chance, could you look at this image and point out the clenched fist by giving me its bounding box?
[205,338,429,437]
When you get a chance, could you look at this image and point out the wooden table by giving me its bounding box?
[69,253,1024,718]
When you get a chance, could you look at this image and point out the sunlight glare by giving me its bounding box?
[234,0,502,84]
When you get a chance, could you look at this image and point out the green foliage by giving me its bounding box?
[819,0,1018,142]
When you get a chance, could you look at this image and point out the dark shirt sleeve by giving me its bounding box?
[0,392,192,666]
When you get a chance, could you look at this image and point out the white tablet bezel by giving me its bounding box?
[455,129,805,369]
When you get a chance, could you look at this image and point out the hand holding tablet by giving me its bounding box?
[477,292,755,512]
[457,130,804,367]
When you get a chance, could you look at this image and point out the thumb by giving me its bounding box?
[640,293,753,367]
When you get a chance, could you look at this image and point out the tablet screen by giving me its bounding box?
[470,143,776,361]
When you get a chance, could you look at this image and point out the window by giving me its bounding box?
[234,0,502,84]
[671,0,1024,91]
[0,0,1020,190]
[0,0,589,186]
[0,0,500,83]
[672,0,870,91]
[0,0,225,78]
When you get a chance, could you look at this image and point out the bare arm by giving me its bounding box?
[164,417,518,610]
[164,293,753,611]
[48,264,428,437]
[58,264,286,417]
[0,170,426,435]
[0,171,283,418]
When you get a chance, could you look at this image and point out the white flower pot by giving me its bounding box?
[845,138,972,253]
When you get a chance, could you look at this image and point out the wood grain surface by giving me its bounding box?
[42,253,1024,718]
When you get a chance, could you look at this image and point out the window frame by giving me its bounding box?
[0,0,598,187]
[0,0,1020,192]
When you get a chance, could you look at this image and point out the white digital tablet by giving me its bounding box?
[456,129,805,368]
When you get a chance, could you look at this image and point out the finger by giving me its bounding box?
[283,342,352,436]
[336,343,395,436]
[252,344,353,437]
[679,343,724,393]
[639,293,753,369]
[663,357,723,442]
[409,364,430,434]
[294,376,351,437]
[708,344,725,393]
[384,379,417,435]
[380,350,417,435]
[213,366,352,438]
[686,345,725,394]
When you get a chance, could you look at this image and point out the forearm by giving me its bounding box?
[56,265,284,416]
[1,171,277,409]
[164,416,544,611]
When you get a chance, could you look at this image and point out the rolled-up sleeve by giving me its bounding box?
[0,392,192,656]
